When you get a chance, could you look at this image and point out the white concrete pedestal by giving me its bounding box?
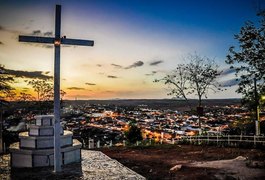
[9,115,82,168]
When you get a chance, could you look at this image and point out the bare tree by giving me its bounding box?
[185,54,222,107]
[155,64,191,107]
[156,54,222,127]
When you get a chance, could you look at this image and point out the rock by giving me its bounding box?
[170,164,182,172]
[234,156,246,161]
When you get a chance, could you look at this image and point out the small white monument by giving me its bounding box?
[9,115,82,167]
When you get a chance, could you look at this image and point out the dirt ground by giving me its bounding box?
[101,145,265,180]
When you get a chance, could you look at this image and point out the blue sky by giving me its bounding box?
[0,0,264,99]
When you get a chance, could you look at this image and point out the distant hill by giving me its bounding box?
[64,98,241,111]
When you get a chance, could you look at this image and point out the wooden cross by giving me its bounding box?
[19,5,94,172]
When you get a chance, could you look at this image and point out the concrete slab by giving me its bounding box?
[81,150,146,179]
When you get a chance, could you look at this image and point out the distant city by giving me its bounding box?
[3,99,264,149]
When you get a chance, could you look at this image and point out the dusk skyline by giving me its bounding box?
[0,0,264,100]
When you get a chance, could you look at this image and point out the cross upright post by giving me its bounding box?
[54,4,62,172]
[18,5,94,172]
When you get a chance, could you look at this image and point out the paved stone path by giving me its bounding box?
[81,150,146,180]
[0,150,146,180]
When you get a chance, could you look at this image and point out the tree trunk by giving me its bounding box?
[198,95,202,129]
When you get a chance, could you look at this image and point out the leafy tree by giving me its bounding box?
[28,79,53,101]
[0,65,14,100]
[226,11,265,108]
[28,79,66,101]
[124,122,143,144]
[241,86,265,111]
[27,79,54,113]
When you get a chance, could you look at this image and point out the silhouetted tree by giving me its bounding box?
[5,91,17,101]
[226,11,265,108]
[28,79,53,101]
[18,92,35,101]
[124,121,143,144]
[0,65,14,100]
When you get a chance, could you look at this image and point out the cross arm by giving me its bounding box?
[19,35,54,44]
[61,38,94,46]
[19,36,94,46]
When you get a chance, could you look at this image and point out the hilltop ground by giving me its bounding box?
[101,145,265,180]
[1,145,265,179]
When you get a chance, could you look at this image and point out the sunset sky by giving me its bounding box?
[0,0,264,100]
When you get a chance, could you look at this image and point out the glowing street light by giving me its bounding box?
[54,39,61,46]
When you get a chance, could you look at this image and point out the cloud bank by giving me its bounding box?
[85,82,96,85]
[107,75,118,78]
[220,68,236,76]
[67,87,85,90]
[111,63,123,68]
[220,78,239,87]
[149,60,163,66]
[124,61,144,69]
[5,68,52,80]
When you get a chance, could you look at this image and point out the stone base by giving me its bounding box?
[29,125,63,136]
[35,115,54,126]
[9,140,82,168]
[19,131,73,149]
